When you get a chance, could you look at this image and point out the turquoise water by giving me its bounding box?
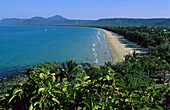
[0,25,112,78]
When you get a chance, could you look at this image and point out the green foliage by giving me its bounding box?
[0,60,169,109]
[99,26,170,63]
[141,54,170,77]
[112,52,153,90]
[0,26,169,109]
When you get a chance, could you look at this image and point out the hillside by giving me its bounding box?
[94,18,170,27]
[0,15,170,27]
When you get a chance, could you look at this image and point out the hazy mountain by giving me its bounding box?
[0,15,68,25]
[93,18,170,27]
[17,17,48,25]
[0,15,170,27]
[47,15,68,21]
[0,18,25,24]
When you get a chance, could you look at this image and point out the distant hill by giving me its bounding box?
[0,18,25,24]
[93,18,170,27]
[18,17,47,25]
[0,15,170,27]
[0,15,69,25]
[47,15,68,21]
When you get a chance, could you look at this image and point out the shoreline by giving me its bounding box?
[98,28,147,63]
[0,26,147,83]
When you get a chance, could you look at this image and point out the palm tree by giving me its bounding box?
[61,59,84,81]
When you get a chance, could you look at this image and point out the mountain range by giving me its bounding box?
[0,15,170,27]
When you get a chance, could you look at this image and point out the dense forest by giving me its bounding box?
[0,26,169,109]
[99,26,170,63]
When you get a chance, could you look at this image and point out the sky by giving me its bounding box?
[0,0,170,20]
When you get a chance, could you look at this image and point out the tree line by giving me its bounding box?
[99,26,170,63]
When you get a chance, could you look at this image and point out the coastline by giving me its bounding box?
[0,26,148,83]
[98,28,147,63]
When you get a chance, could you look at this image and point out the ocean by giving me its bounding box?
[0,25,112,78]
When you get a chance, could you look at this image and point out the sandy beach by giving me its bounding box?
[99,28,147,63]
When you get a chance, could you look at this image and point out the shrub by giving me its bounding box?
[0,60,169,110]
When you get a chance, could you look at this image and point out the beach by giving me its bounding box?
[99,28,147,63]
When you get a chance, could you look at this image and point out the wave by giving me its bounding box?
[91,45,98,64]
[93,52,98,64]
[92,43,96,47]
[97,31,101,35]
[97,33,103,48]
[92,48,95,52]
[94,58,98,64]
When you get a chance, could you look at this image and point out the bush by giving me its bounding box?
[0,60,169,110]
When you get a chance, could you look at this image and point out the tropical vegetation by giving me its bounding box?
[0,26,169,109]
[99,26,170,63]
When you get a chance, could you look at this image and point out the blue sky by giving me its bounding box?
[0,0,169,20]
